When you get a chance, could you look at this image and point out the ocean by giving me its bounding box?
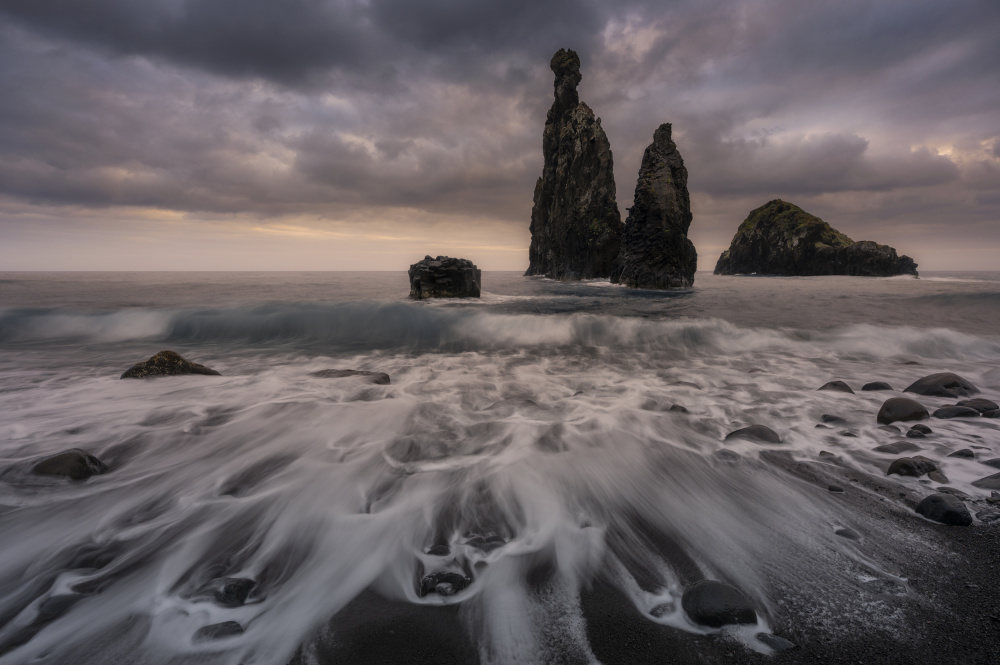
[1,271,999,664]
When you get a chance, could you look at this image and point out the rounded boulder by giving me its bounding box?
[681,580,757,628]
[877,397,928,425]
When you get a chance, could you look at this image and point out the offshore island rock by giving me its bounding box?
[408,256,481,299]
[611,123,697,289]
[714,200,918,276]
[121,350,221,379]
[525,49,623,280]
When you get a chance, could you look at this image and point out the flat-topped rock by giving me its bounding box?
[408,256,481,299]
[121,350,220,379]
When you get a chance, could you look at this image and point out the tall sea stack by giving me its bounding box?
[611,123,697,289]
[525,49,623,280]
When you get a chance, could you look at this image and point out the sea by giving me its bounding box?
[1,270,999,664]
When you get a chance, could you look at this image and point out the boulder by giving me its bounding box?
[886,456,937,478]
[818,381,854,394]
[862,381,894,391]
[610,123,697,289]
[310,369,391,384]
[876,397,928,425]
[915,494,972,526]
[972,473,1000,490]
[933,406,981,419]
[984,409,1000,418]
[121,350,220,379]
[713,200,918,276]
[910,424,932,434]
[681,580,757,627]
[408,256,481,299]
[956,398,998,413]
[903,372,979,398]
[724,425,781,444]
[31,449,107,480]
[525,49,623,280]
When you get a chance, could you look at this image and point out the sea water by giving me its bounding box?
[0,271,998,664]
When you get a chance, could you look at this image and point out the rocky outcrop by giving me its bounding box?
[121,350,220,379]
[714,200,918,276]
[408,256,481,299]
[525,49,623,280]
[611,124,697,289]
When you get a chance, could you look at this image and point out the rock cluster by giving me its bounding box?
[714,200,918,277]
[525,49,623,280]
[408,256,481,299]
[611,123,697,289]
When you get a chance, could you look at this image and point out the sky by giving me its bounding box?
[0,0,998,271]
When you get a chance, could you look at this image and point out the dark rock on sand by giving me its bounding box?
[193,621,244,643]
[863,381,894,391]
[910,423,932,434]
[310,369,390,385]
[877,397,928,425]
[933,405,981,419]
[818,380,854,394]
[904,372,979,398]
[408,256,481,299]
[525,49,622,280]
[418,572,471,597]
[681,580,757,627]
[214,578,257,608]
[713,199,918,276]
[834,527,859,540]
[828,485,845,493]
[757,633,797,651]
[31,449,107,480]
[120,350,220,379]
[972,473,1000,490]
[610,123,697,289]
[915,494,972,526]
[948,449,975,459]
[874,441,921,454]
[724,424,781,444]
[957,398,999,413]
[887,456,937,478]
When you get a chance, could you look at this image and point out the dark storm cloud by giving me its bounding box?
[0,0,998,260]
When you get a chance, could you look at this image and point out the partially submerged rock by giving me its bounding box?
[862,381,894,391]
[525,49,623,280]
[681,580,757,627]
[408,256,481,299]
[193,621,244,643]
[121,350,220,379]
[418,571,471,597]
[887,456,937,478]
[310,369,390,385]
[933,405,981,419]
[818,380,853,394]
[724,424,781,444]
[915,494,972,526]
[31,449,107,480]
[903,372,979,398]
[713,200,918,276]
[874,441,920,454]
[610,123,697,289]
[876,397,928,425]
[947,449,975,459]
[972,472,1000,490]
[956,398,998,413]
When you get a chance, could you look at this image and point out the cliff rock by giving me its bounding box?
[408,256,481,299]
[714,200,918,277]
[525,49,623,280]
[611,123,697,288]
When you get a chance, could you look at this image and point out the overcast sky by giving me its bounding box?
[1,0,998,271]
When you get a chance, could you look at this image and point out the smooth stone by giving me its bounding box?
[982,458,1000,469]
[418,572,471,597]
[904,372,979,398]
[121,350,220,379]
[936,486,971,500]
[310,369,390,385]
[877,397,928,425]
[757,633,797,651]
[193,621,244,643]
[31,449,107,480]
[933,406,981,419]
[910,424,932,434]
[983,409,1000,418]
[681,580,757,628]
[927,470,949,484]
[214,578,257,608]
[821,414,848,424]
[669,404,690,414]
[724,425,781,444]
[817,451,836,459]
[818,380,854,394]
[878,425,901,433]
[915,494,972,526]
[874,441,920,454]
[948,449,975,459]
[828,485,844,493]
[905,429,926,439]
[834,527,859,540]
[957,398,999,413]
[862,382,894,391]
[887,456,937,478]
[972,473,1000,490]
